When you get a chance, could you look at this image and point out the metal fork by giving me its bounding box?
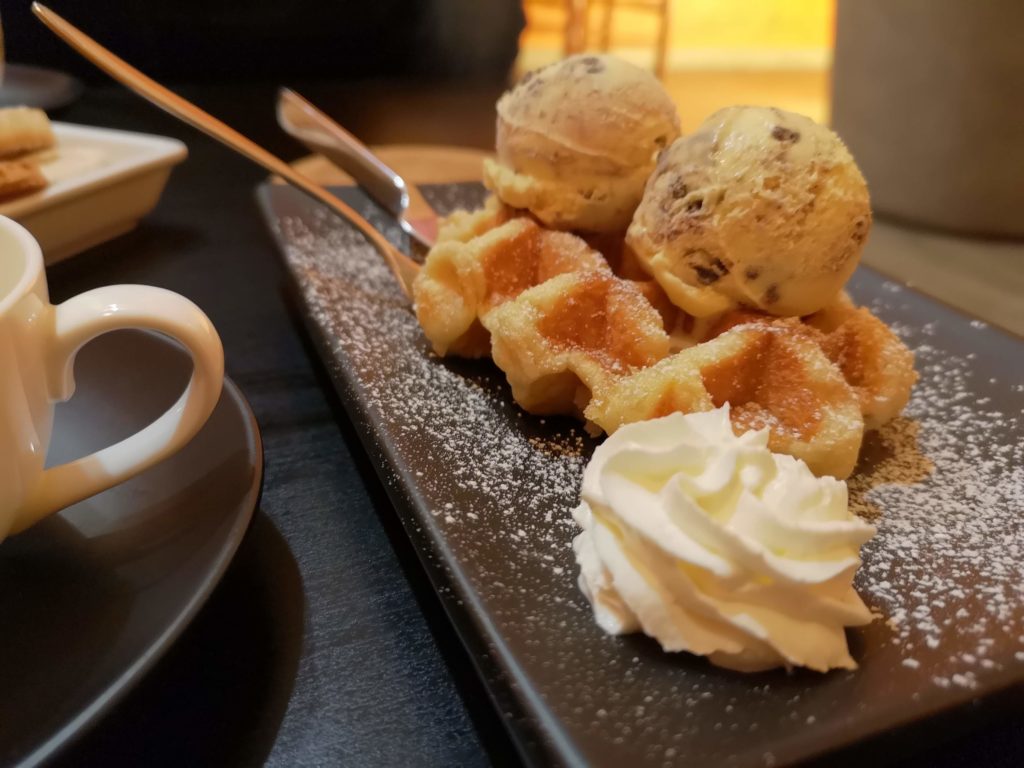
[276,88,436,251]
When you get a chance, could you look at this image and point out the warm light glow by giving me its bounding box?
[523,0,833,58]
[519,0,834,128]
[668,0,834,51]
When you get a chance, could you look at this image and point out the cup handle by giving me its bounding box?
[11,285,224,534]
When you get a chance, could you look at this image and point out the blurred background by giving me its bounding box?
[2,0,1020,236]
[3,0,833,129]
[519,0,832,128]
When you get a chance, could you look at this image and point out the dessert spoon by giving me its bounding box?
[31,2,421,301]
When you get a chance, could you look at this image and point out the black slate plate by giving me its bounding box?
[0,330,262,767]
[257,180,1024,767]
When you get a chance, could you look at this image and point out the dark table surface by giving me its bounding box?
[39,82,1022,767]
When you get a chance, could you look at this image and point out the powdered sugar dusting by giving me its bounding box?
[276,195,592,588]
[263,182,1024,766]
[850,339,1024,689]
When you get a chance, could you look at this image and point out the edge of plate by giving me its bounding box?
[19,374,264,768]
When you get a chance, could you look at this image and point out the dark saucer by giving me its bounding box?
[0,329,262,767]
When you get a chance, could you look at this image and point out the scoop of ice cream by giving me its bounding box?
[483,54,680,234]
[627,106,871,317]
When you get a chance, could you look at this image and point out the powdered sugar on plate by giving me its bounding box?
[261,181,1024,766]
[850,342,1023,688]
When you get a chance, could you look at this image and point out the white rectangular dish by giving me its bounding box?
[0,122,187,264]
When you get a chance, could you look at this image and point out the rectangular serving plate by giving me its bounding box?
[257,180,1024,767]
[0,122,187,264]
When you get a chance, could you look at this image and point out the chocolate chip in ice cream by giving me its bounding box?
[694,266,719,285]
[852,217,868,243]
[687,250,730,285]
[772,125,801,143]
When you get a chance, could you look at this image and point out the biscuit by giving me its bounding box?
[0,159,47,200]
[0,107,56,158]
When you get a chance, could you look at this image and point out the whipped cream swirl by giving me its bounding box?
[572,406,876,672]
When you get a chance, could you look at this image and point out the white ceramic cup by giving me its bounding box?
[0,215,224,539]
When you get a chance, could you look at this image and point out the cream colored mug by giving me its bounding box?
[0,216,224,539]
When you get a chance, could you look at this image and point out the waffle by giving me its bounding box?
[805,294,917,429]
[414,217,610,357]
[482,270,670,415]
[435,195,511,244]
[585,319,865,478]
[706,295,917,431]
[415,209,913,479]
[585,237,693,343]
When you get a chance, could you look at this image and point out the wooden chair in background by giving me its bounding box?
[594,0,671,79]
[523,0,671,79]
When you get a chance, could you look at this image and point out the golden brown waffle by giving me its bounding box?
[414,217,610,357]
[705,295,917,431]
[588,238,691,341]
[415,207,913,479]
[585,320,865,478]
[805,295,917,429]
[435,195,511,244]
[482,270,670,416]
[431,198,687,340]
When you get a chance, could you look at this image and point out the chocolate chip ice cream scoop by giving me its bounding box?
[627,106,871,317]
[483,54,680,234]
